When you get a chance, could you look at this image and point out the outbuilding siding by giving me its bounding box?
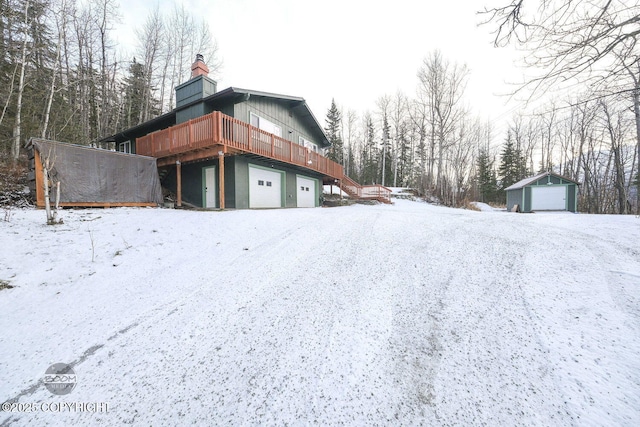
[506,188,523,212]
[505,172,580,213]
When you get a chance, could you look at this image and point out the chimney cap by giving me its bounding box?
[191,54,209,78]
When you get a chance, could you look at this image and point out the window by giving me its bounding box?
[299,136,318,152]
[258,180,264,186]
[250,112,282,137]
[119,141,132,154]
[266,181,272,187]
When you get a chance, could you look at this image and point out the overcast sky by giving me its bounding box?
[116,0,528,138]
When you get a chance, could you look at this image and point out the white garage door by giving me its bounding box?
[531,186,566,210]
[296,176,316,208]
[249,166,282,208]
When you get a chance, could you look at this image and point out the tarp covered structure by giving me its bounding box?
[29,138,163,207]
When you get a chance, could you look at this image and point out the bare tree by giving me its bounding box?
[135,6,163,123]
[11,0,29,163]
[417,50,470,200]
[600,99,631,213]
[42,0,68,139]
[481,0,640,212]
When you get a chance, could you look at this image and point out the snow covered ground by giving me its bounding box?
[470,201,504,212]
[1,200,639,426]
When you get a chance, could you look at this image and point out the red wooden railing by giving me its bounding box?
[136,111,391,203]
[339,175,392,203]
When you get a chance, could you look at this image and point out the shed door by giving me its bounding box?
[296,176,316,208]
[249,166,282,208]
[204,167,216,208]
[531,186,566,210]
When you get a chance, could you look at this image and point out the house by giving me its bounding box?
[101,55,391,209]
[505,171,579,213]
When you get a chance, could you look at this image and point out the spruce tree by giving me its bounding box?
[477,147,498,203]
[362,116,378,184]
[324,99,343,164]
[380,113,393,186]
[498,131,527,196]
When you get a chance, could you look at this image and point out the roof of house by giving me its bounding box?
[100,87,330,147]
[505,171,580,191]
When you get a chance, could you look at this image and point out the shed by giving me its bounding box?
[505,172,579,213]
[28,138,163,208]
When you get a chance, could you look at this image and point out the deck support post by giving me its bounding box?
[176,160,182,207]
[218,150,225,210]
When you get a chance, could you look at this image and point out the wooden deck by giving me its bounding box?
[135,111,391,204]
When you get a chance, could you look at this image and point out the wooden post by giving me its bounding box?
[218,150,225,210]
[34,149,44,207]
[176,160,182,207]
[246,122,251,150]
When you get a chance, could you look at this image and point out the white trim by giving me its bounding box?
[299,136,318,152]
[119,141,132,154]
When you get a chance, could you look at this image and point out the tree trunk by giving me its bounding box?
[634,86,640,215]
[11,0,30,163]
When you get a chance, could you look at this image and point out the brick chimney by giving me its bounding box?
[191,54,209,78]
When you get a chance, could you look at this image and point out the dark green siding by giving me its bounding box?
[507,175,579,213]
[162,161,212,207]
[175,76,217,108]
[177,103,212,124]
[233,98,321,150]
[567,184,577,212]
[285,171,297,208]
[506,189,523,212]
[232,155,323,209]
[161,157,238,208]
[524,187,532,212]
[233,157,250,209]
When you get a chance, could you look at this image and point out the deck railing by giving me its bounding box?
[136,111,391,203]
[340,175,392,203]
[136,111,345,180]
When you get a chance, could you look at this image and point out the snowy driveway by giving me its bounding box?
[1,200,639,425]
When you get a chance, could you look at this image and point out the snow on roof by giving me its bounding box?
[505,171,579,191]
[505,172,550,191]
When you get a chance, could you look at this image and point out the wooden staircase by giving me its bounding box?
[337,175,392,204]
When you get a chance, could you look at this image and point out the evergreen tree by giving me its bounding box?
[498,130,527,194]
[122,58,159,128]
[324,99,343,164]
[362,115,378,184]
[477,147,498,203]
[397,122,411,187]
[380,112,393,186]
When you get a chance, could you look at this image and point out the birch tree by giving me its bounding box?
[417,50,469,200]
[11,0,29,163]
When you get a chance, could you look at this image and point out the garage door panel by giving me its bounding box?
[296,176,316,208]
[249,166,282,208]
[531,186,566,210]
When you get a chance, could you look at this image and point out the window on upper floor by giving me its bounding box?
[249,112,282,137]
[299,136,318,152]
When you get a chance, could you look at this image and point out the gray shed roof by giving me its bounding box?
[505,171,580,191]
